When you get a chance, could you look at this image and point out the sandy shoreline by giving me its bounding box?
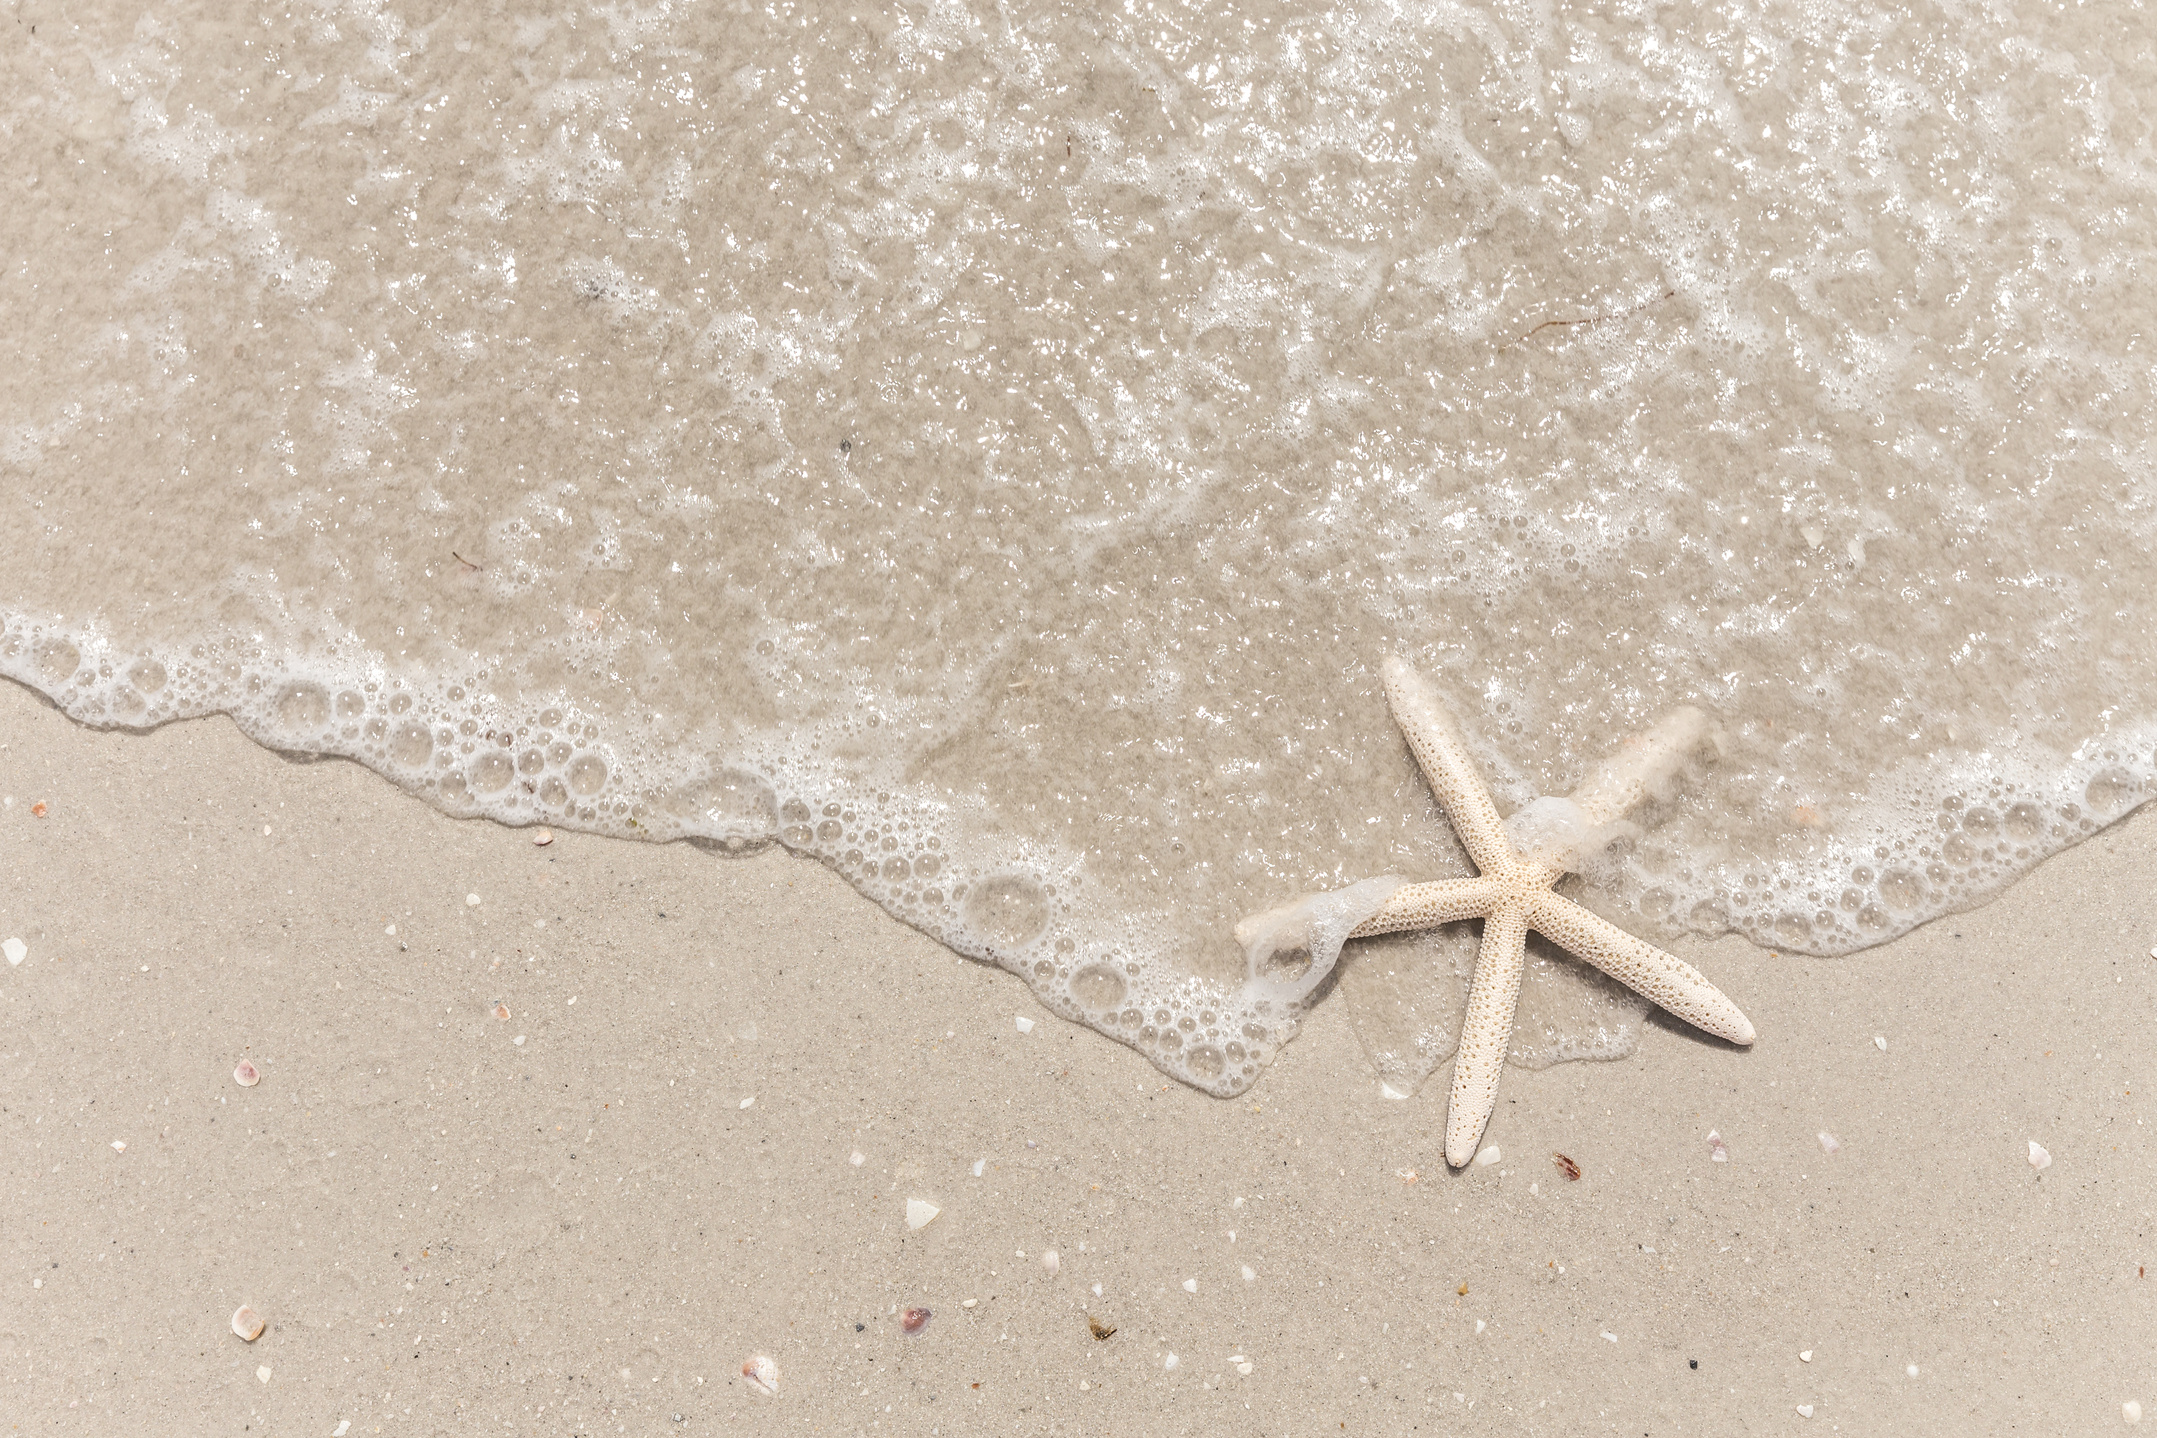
[2,674,2151,1434]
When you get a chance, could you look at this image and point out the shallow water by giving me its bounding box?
[5,0,2153,1095]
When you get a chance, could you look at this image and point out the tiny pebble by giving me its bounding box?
[905,1198,940,1230]
[1041,1249,1059,1273]
[1800,1350,1813,1362]
[256,1366,271,1385]
[961,1298,978,1309]
[901,1306,932,1334]
[741,1354,779,1397]
[1241,1265,1256,1282]
[1817,1132,1840,1154]
[739,1096,754,1109]
[1906,1364,1919,1377]
[466,893,481,907]
[1182,1278,1198,1293]
[1163,1353,1179,1371]
[110,1140,125,1152]
[4,937,26,966]
[1874,1035,1888,1051]
[533,828,554,846]
[1474,1146,1502,1167]
[1796,1405,1813,1419]
[2125,1400,2143,1424]
[233,1060,260,1087]
[1015,1015,1034,1033]
[232,1305,266,1341]
[512,1035,526,1046]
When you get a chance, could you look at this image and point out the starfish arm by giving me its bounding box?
[1348,877,1501,938]
[1526,892,1757,1046]
[1444,900,1529,1168]
[1381,656,1517,877]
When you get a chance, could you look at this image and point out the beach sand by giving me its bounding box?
[3,674,2150,1434]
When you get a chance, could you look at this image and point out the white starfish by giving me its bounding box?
[1351,656,1755,1168]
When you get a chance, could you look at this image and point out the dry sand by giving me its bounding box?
[2,675,2151,1434]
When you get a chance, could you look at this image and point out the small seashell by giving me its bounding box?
[30,801,47,817]
[1015,1015,1034,1033]
[971,1158,986,1177]
[512,1035,526,1046]
[961,1298,978,1309]
[1796,1404,1813,1419]
[1162,1353,1179,1371]
[2027,1139,2052,1171]
[1706,1128,1729,1162]
[848,1150,864,1166]
[3,936,25,965]
[233,1060,260,1087]
[1182,1278,1197,1293]
[741,1354,779,1397]
[1552,1152,1581,1181]
[232,1305,266,1341]
[905,1198,940,1230]
[739,1096,754,1109]
[533,828,554,846]
[466,893,482,907]
[1799,1350,1813,1362]
[110,1140,125,1152]
[1040,1249,1059,1274]
[1236,1361,1253,1375]
[1905,1364,1919,1377]
[1873,1035,1888,1051]
[900,1307,932,1334]
[256,1365,271,1384]
[334,1423,351,1436]
[1474,1319,1487,1335]
[1817,1132,1841,1154]
[1601,1330,1619,1343]
[2124,1400,2142,1424]
[1474,1146,1502,1167]
[1240,1265,1256,1282]
[493,1003,510,1021]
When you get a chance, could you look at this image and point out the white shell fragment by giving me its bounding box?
[741,1354,779,1397]
[1817,1132,1841,1154]
[1241,1265,1256,1282]
[905,1198,941,1230]
[1014,1015,1035,1033]
[3,937,24,965]
[739,1096,754,1109]
[334,1423,351,1436]
[1474,1146,1502,1167]
[1707,1129,1729,1162]
[465,893,482,907]
[2028,1140,2052,1171]
[848,1151,865,1166]
[1796,1405,1814,1419]
[1800,1350,1813,1362]
[1236,1361,1254,1376]
[512,1035,526,1046]
[232,1305,266,1341]
[1163,1353,1180,1371]
[110,1140,125,1152]
[971,1158,986,1177]
[233,1060,260,1087]
[1873,1035,1888,1051]
[1040,1249,1059,1273]
[256,1366,272,1384]
[533,828,554,846]
[1182,1278,1198,1293]
[2124,1400,2142,1424]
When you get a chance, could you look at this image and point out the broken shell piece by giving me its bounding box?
[1800,1350,1813,1362]
[1473,1146,1502,1167]
[1040,1249,1060,1274]
[901,1307,932,1334]
[848,1151,865,1166]
[493,1003,511,1021]
[1796,1404,1813,1419]
[1873,1035,1888,1051]
[1706,1129,1729,1162]
[232,1305,266,1341]
[3,937,24,965]
[904,1198,940,1230]
[533,828,554,846]
[741,1354,779,1397]
[2028,1140,2052,1171]
[256,1365,271,1384]
[1015,1015,1034,1033]
[233,1060,261,1087]
[110,1140,125,1152]
[1817,1132,1841,1155]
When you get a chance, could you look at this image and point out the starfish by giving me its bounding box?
[1350,656,1755,1168]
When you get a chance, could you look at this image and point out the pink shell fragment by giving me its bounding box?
[233,1060,261,1087]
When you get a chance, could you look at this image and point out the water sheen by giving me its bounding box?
[5,0,2153,1094]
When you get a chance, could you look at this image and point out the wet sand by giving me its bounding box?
[3,675,2151,1434]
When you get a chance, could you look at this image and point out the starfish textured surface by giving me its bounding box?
[1354,656,1755,1168]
